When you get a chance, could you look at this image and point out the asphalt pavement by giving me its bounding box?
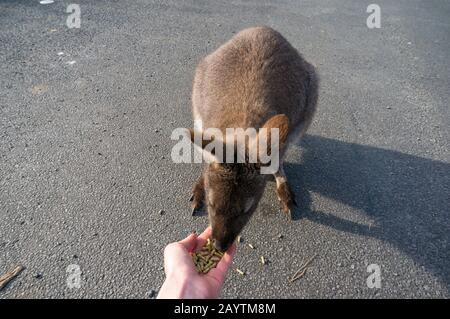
[0,0,449,298]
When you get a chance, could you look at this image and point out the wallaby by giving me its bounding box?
[189,26,319,251]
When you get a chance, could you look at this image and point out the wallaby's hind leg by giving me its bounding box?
[190,174,205,216]
[274,164,297,216]
[273,64,317,217]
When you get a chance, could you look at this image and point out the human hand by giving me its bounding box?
[157,227,236,299]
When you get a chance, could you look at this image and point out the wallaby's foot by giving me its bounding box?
[191,177,205,216]
[276,181,297,215]
[274,168,297,216]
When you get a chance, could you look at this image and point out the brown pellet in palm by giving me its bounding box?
[191,238,224,274]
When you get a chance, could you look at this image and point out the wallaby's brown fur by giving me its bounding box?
[189,26,319,251]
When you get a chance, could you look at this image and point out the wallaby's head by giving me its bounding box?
[204,162,266,251]
[189,114,289,251]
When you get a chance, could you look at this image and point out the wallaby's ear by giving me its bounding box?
[259,114,290,154]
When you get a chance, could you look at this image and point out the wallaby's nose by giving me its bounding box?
[214,240,231,253]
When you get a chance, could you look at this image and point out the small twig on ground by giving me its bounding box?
[289,254,317,282]
[0,265,25,290]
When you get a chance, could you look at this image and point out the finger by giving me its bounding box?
[207,243,237,284]
[195,226,212,250]
[215,242,236,272]
[178,233,197,252]
[163,241,197,276]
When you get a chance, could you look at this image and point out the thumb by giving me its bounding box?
[206,243,237,284]
[178,233,198,252]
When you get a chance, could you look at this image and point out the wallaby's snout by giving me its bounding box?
[212,234,233,253]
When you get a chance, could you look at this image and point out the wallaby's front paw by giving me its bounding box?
[190,184,205,216]
[191,201,204,216]
[276,182,297,216]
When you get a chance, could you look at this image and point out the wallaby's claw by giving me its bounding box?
[191,202,204,216]
[281,203,294,215]
[191,207,201,216]
[191,176,205,214]
[191,197,205,216]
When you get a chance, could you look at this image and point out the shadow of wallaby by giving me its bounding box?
[284,134,450,290]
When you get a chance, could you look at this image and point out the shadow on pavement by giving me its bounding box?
[284,135,450,290]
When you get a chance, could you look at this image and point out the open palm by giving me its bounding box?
[158,227,236,299]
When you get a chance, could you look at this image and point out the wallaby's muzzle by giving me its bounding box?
[213,239,231,253]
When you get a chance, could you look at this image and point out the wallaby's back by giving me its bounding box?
[192,26,318,140]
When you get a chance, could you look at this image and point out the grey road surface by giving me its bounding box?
[0,0,449,298]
